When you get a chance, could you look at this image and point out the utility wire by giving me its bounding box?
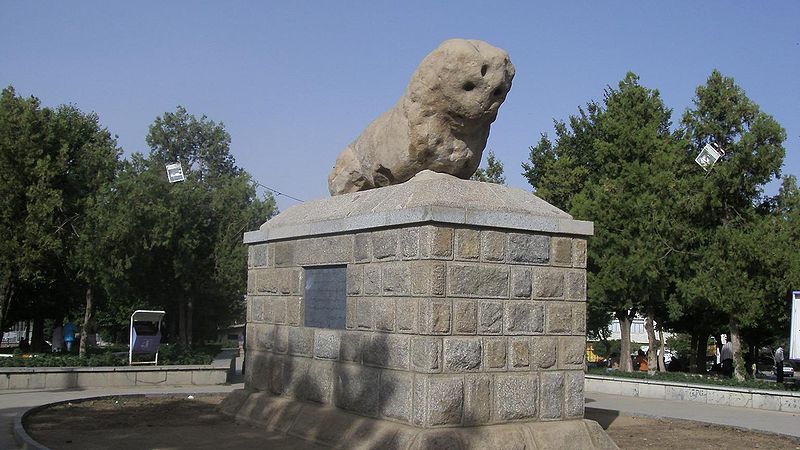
[253,181,304,203]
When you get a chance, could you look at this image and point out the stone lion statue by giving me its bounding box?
[328,39,515,196]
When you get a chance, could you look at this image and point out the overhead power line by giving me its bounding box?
[253,181,304,203]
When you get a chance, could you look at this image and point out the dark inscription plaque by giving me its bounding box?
[304,265,347,329]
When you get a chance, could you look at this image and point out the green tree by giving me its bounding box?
[678,70,786,380]
[524,73,685,372]
[471,150,506,184]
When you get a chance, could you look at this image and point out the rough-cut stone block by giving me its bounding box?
[463,375,492,425]
[550,237,572,266]
[481,230,506,262]
[274,241,295,266]
[564,371,584,418]
[249,243,269,268]
[448,263,509,298]
[510,267,532,298]
[478,301,503,334]
[356,297,373,330]
[346,298,356,329]
[250,296,267,323]
[565,270,586,300]
[372,229,399,260]
[275,326,289,354]
[411,261,446,296]
[532,336,557,369]
[364,334,409,369]
[573,303,586,333]
[272,296,288,324]
[363,265,381,295]
[314,329,341,360]
[340,331,362,362]
[379,371,413,422]
[509,338,530,369]
[484,337,507,369]
[419,299,452,334]
[279,269,301,294]
[539,371,564,419]
[400,228,420,259]
[495,374,538,420]
[346,265,363,295]
[427,377,464,426]
[247,271,256,294]
[573,238,587,268]
[413,375,428,426]
[411,337,442,373]
[255,269,275,294]
[508,233,549,264]
[382,263,411,295]
[288,327,314,356]
[396,298,418,333]
[335,364,380,417]
[532,267,565,298]
[294,235,353,265]
[286,297,302,326]
[504,301,544,334]
[353,233,372,262]
[453,300,477,334]
[420,225,454,259]
[444,338,482,372]
[248,323,275,351]
[558,336,585,368]
[455,228,480,260]
[374,297,396,331]
[547,303,573,334]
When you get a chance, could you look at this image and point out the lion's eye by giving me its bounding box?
[462,82,475,91]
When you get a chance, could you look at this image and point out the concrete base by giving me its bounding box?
[221,389,618,449]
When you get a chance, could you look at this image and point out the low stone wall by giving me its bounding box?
[586,374,800,413]
[0,365,228,390]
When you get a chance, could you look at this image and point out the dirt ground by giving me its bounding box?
[25,395,800,450]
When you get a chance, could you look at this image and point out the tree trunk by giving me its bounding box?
[689,332,698,373]
[617,310,634,372]
[729,316,746,381]
[186,298,193,347]
[79,286,93,358]
[0,276,12,346]
[657,325,667,372]
[31,315,45,352]
[695,332,709,373]
[178,299,187,346]
[644,312,658,375]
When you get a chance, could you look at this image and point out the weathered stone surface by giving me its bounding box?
[249,243,269,268]
[508,233,549,264]
[427,377,464,426]
[478,301,503,334]
[396,298,418,333]
[411,337,442,372]
[455,228,480,260]
[288,327,314,356]
[539,371,564,419]
[346,265,363,295]
[271,297,287,324]
[328,39,515,195]
[453,300,477,334]
[382,263,412,295]
[363,265,381,295]
[495,374,538,420]
[340,331,363,362]
[420,225,454,259]
[532,267,565,298]
[504,301,544,334]
[550,237,572,266]
[314,329,341,360]
[419,299,452,334]
[481,230,506,261]
[509,338,530,369]
[356,298,374,330]
[510,267,532,298]
[372,229,399,260]
[364,334,410,369]
[379,371,413,422]
[564,371,585,418]
[353,233,372,262]
[559,336,585,368]
[531,336,557,369]
[400,228,420,259]
[286,297,302,326]
[448,263,509,298]
[463,375,492,425]
[294,236,353,265]
[335,364,380,417]
[565,270,586,300]
[443,338,482,372]
[411,261,446,296]
[274,326,289,354]
[484,337,507,369]
[573,238,587,268]
[547,303,573,334]
[374,297,396,331]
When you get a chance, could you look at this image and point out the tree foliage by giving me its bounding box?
[471,150,506,184]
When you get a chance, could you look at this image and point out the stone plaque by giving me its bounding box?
[304,265,347,329]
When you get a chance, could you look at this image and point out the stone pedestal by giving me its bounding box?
[228,170,617,449]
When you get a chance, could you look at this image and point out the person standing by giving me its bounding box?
[63,321,75,353]
[774,345,784,383]
[721,339,733,378]
[51,323,64,352]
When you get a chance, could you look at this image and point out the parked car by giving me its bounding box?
[756,356,794,377]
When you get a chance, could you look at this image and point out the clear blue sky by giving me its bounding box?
[2,2,798,212]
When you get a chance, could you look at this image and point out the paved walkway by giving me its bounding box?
[585,391,800,438]
[3,384,799,448]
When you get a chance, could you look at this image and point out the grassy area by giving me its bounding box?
[587,367,799,391]
[0,344,220,368]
